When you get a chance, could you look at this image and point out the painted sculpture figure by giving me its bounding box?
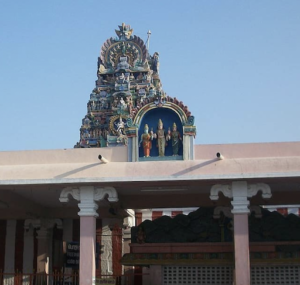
[140,124,152,157]
[156,119,166,157]
[152,52,160,74]
[115,116,125,135]
[170,122,182,156]
[116,57,130,71]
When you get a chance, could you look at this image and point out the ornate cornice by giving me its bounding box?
[24,218,62,230]
[94,186,118,202]
[210,181,271,215]
[24,219,40,229]
[59,187,80,202]
[210,184,232,200]
[25,218,62,239]
[247,183,272,199]
[59,186,119,217]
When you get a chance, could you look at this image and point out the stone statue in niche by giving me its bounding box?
[137,73,143,81]
[116,56,130,71]
[154,119,167,157]
[118,73,126,84]
[139,124,153,157]
[166,122,182,156]
[151,52,160,74]
[115,116,126,135]
[119,97,126,108]
[96,75,104,86]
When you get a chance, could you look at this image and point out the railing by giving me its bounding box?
[0,272,149,285]
[0,272,78,285]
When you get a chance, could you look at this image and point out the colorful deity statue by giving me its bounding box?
[156,119,166,157]
[170,122,182,156]
[140,124,153,157]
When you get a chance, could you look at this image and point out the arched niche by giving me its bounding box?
[137,107,183,158]
[127,101,195,162]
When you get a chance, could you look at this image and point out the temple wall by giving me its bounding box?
[194,141,300,160]
[1,143,300,185]
[0,147,128,165]
[0,141,299,166]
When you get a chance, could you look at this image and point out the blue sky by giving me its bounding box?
[0,1,299,151]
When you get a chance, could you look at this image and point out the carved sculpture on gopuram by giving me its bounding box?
[75,23,196,161]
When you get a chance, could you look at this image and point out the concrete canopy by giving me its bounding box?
[1,141,300,219]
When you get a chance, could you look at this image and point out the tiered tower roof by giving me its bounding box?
[75,24,195,156]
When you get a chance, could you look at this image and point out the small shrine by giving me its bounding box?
[75,23,196,161]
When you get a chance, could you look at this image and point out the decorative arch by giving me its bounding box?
[132,102,187,158]
[100,35,148,69]
[133,102,188,127]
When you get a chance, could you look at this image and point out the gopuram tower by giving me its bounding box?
[75,23,196,161]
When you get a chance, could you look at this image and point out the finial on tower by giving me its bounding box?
[115,23,133,40]
[146,30,151,51]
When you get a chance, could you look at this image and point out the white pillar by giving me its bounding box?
[22,225,34,285]
[231,181,251,285]
[23,226,34,274]
[24,219,62,275]
[183,135,190,160]
[78,186,98,285]
[59,186,119,285]
[36,227,51,274]
[210,182,271,285]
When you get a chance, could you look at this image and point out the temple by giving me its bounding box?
[0,24,300,285]
[74,23,196,161]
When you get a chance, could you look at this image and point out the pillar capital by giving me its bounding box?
[210,181,271,214]
[36,228,51,239]
[78,201,99,217]
[25,218,62,239]
[59,186,119,217]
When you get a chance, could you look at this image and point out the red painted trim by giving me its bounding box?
[136,212,142,226]
[152,211,163,220]
[171,211,183,218]
[277,208,288,216]
[112,225,122,276]
[0,220,7,271]
[14,220,24,272]
[130,241,300,254]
